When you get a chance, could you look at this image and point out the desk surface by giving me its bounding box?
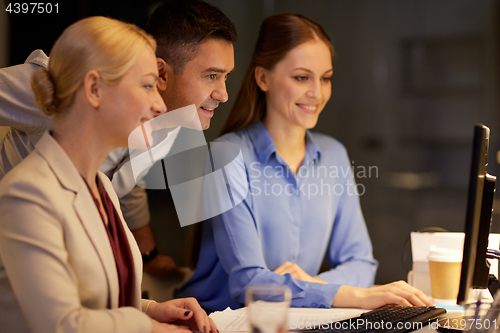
[219,306,465,333]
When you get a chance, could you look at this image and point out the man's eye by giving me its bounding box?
[208,74,217,80]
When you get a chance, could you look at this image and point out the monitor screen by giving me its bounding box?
[457,123,497,304]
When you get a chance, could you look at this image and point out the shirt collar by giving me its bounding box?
[246,121,322,165]
[25,49,48,68]
[305,129,322,164]
[246,121,276,164]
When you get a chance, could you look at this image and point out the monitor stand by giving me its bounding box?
[488,274,500,298]
[437,274,500,332]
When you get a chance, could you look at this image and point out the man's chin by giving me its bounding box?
[197,112,212,130]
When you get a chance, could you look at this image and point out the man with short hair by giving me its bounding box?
[148,0,236,130]
[0,0,237,277]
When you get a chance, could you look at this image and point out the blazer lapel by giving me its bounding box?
[35,132,119,309]
[73,191,119,309]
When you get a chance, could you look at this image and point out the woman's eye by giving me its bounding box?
[322,77,332,82]
[145,85,154,90]
[294,76,308,81]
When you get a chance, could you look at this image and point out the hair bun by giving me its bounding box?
[31,68,59,115]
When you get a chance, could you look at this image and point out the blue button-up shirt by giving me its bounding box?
[178,121,377,310]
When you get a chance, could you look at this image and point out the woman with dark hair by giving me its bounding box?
[179,14,432,311]
[0,16,216,333]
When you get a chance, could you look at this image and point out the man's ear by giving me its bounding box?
[83,70,101,108]
[157,58,172,91]
[254,66,269,92]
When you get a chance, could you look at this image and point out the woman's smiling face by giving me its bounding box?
[258,40,333,130]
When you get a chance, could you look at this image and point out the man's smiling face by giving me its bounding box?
[161,38,235,130]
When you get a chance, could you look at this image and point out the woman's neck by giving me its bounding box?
[51,107,115,187]
[262,115,307,173]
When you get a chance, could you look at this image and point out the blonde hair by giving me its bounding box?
[31,16,156,115]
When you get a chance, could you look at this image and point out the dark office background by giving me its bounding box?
[2,0,500,285]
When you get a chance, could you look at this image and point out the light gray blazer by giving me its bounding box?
[0,132,152,333]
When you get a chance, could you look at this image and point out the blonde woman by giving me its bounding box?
[0,17,216,333]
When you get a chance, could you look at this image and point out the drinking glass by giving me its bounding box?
[246,284,291,333]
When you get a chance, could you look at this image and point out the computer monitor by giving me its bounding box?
[457,123,497,305]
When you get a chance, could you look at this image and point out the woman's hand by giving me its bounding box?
[274,261,327,284]
[332,281,434,309]
[147,298,218,333]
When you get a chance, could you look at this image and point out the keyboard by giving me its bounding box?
[304,305,447,333]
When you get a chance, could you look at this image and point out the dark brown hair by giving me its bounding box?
[220,14,334,135]
[146,0,238,75]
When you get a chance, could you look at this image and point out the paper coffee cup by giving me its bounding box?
[427,246,462,302]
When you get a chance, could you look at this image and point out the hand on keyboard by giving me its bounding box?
[305,305,446,333]
[332,281,433,309]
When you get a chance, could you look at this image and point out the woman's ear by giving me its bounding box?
[254,66,269,92]
[157,58,172,91]
[83,70,102,108]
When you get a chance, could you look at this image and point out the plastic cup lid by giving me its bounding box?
[427,245,463,262]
